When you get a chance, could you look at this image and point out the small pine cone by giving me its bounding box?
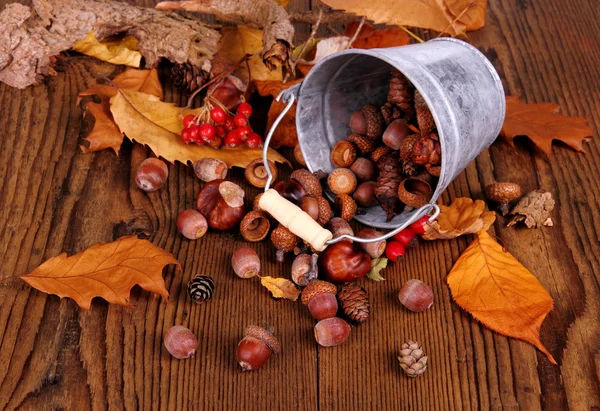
[171,63,209,93]
[375,151,404,221]
[411,134,441,166]
[362,104,385,139]
[398,341,428,378]
[388,70,414,120]
[402,161,420,177]
[371,146,392,163]
[188,275,215,304]
[348,134,377,154]
[400,134,420,161]
[380,102,402,125]
[337,283,370,324]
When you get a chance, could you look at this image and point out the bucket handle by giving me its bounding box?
[259,89,440,251]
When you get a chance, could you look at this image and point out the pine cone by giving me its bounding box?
[400,134,420,162]
[375,151,404,221]
[388,70,414,120]
[402,161,420,177]
[398,341,428,377]
[411,134,441,166]
[415,91,435,136]
[380,101,402,125]
[171,63,208,93]
[187,275,215,304]
[337,283,370,324]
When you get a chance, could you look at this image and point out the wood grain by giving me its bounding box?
[1,0,599,410]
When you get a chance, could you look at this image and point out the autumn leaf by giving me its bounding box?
[110,89,289,167]
[423,198,496,240]
[218,26,282,83]
[259,276,301,301]
[320,0,486,37]
[255,78,302,148]
[343,21,410,49]
[21,236,179,310]
[367,257,388,281]
[447,230,556,364]
[73,31,142,67]
[501,95,593,154]
[78,68,163,154]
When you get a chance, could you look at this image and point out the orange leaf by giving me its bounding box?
[110,89,289,167]
[447,230,557,364]
[255,78,302,99]
[343,21,410,49]
[21,235,179,310]
[320,0,486,37]
[259,276,301,301]
[78,68,163,154]
[501,95,593,154]
[422,198,495,240]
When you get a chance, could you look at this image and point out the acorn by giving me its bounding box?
[348,134,377,154]
[353,181,378,207]
[398,177,433,208]
[301,280,338,320]
[194,158,228,182]
[164,325,197,359]
[371,146,392,163]
[316,196,333,226]
[357,228,386,258]
[335,194,357,221]
[327,168,357,195]
[350,104,385,139]
[294,144,307,166]
[291,169,323,198]
[232,246,261,278]
[425,164,441,177]
[292,253,318,286]
[330,140,357,168]
[299,196,320,221]
[382,119,411,150]
[240,211,270,242]
[236,325,280,371]
[271,225,299,262]
[326,217,354,241]
[400,134,420,161]
[244,159,277,188]
[350,158,376,182]
[485,182,522,216]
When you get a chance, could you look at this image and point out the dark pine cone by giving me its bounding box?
[402,161,421,177]
[188,275,215,304]
[411,134,442,166]
[171,63,209,94]
[375,151,404,221]
[380,101,402,125]
[337,283,370,324]
[415,90,435,136]
[388,70,414,120]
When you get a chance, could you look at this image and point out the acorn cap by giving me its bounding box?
[398,178,432,208]
[244,159,277,188]
[348,134,377,154]
[316,196,332,226]
[271,225,298,252]
[335,194,357,221]
[240,211,270,242]
[244,325,280,354]
[291,169,323,198]
[400,134,421,161]
[330,140,357,168]
[371,146,392,163]
[362,104,385,139]
[301,280,337,305]
[327,168,357,195]
[485,182,522,203]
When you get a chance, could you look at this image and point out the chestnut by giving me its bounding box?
[318,241,371,283]
[196,179,245,230]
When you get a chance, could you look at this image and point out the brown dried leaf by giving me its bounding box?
[501,95,593,154]
[447,230,557,364]
[320,0,486,37]
[79,68,163,154]
[73,31,142,67]
[260,276,301,301]
[343,21,410,49]
[507,190,555,228]
[21,235,179,310]
[423,198,496,240]
[110,89,289,168]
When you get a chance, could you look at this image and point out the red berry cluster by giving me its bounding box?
[385,216,429,262]
[180,102,263,149]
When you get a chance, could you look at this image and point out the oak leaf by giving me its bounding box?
[21,236,179,310]
[447,230,557,364]
[259,276,301,301]
[501,95,593,154]
[423,198,496,240]
[320,0,486,37]
[73,31,142,67]
[78,68,163,154]
[218,26,282,83]
[110,89,288,167]
[343,21,410,49]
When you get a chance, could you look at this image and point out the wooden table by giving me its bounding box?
[1,0,599,409]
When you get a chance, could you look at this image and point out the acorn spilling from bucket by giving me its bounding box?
[330,69,441,222]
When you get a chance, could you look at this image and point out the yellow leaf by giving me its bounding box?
[447,230,557,364]
[110,89,289,168]
[21,235,179,310]
[73,31,142,67]
[319,0,487,36]
[422,198,496,240]
[260,276,300,301]
[218,26,282,83]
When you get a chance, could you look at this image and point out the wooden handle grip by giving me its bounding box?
[259,189,333,252]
